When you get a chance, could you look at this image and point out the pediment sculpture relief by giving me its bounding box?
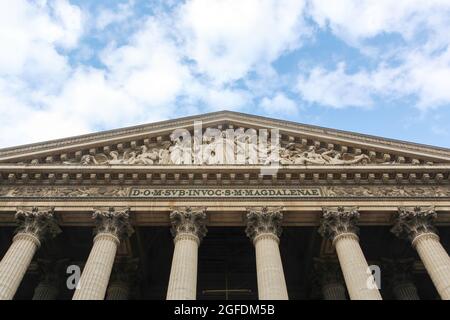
[62,129,393,166]
[73,142,173,165]
[280,144,370,165]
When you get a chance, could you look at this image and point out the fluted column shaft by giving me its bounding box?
[313,258,347,300]
[166,207,206,300]
[0,233,40,300]
[322,282,347,300]
[0,207,60,300]
[319,207,382,300]
[106,281,130,300]
[72,207,133,300]
[382,258,419,300]
[413,233,450,299]
[246,207,288,300]
[105,258,138,300]
[32,281,59,300]
[392,281,420,300]
[334,233,382,300]
[166,233,199,300]
[254,233,288,300]
[391,207,450,300]
[73,233,119,300]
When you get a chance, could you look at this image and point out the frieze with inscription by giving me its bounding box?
[129,188,322,198]
[0,185,449,198]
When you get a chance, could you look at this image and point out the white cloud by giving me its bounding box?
[297,0,450,109]
[95,0,135,30]
[260,93,298,115]
[297,50,450,110]
[0,0,86,146]
[1,0,450,148]
[101,18,190,106]
[0,0,82,77]
[308,0,450,48]
[297,62,390,108]
[176,0,309,84]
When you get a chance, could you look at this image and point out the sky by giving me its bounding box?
[1,0,450,149]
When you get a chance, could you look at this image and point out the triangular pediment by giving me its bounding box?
[1,111,450,166]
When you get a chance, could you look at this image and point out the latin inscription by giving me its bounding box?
[129,188,322,198]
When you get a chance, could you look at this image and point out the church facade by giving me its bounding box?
[0,110,449,300]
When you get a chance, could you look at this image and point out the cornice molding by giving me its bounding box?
[1,111,450,162]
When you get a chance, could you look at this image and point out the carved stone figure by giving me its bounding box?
[135,146,158,165]
[108,151,123,165]
[321,150,370,165]
[15,127,432,166]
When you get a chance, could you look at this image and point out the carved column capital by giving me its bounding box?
[15,207,61,243]
[391,206,437,243]
[245,207,283,242]
[381,258,420,300]
[170,207,207,243]
[318,207,360,244]
[93,207,134,242]
[312,258,346,300]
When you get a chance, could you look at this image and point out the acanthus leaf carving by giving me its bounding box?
[391,206,437,242]
[93,207,134,241]
[169,207,207,242]
[15,207,61,241]
[245,206,283,241]
[318,207,360,242]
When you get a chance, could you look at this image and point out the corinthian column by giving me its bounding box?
[73,208,133,300]
[391,207,450,300]
[318,207,382,300]
[32,259,68,300]
[382,258,420,300]
[106,258,139,300]
[313,258,347,300]
[246,207,288,300]
[166,207,207,300]
[0,207,60,300]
